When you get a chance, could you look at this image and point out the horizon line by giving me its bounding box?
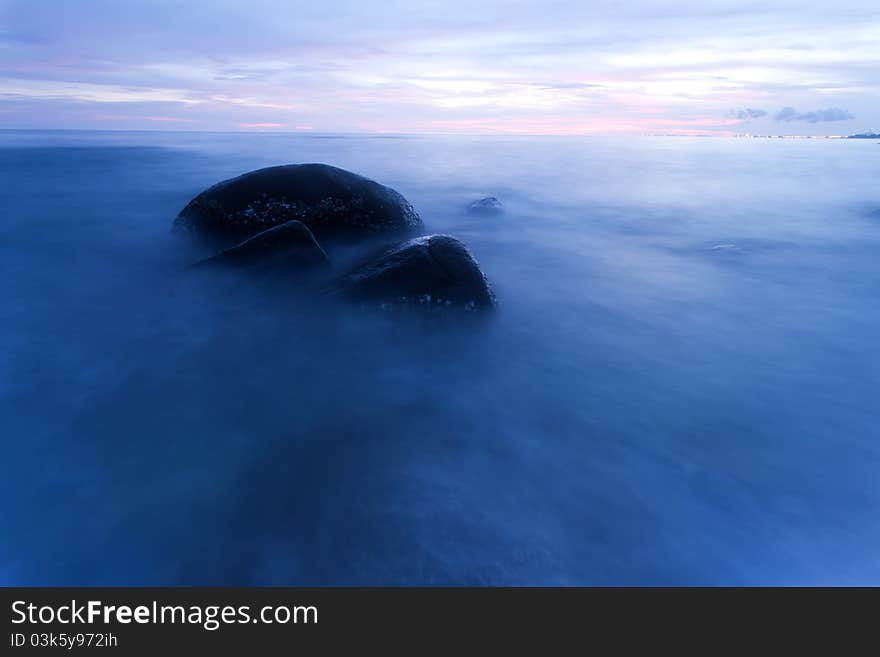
[0,127,871,139]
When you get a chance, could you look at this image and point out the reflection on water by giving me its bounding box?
[1,131,878,584]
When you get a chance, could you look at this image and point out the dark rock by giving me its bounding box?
[175,163,423,248]
[331,234,495,310]
[193,220,330,271]
[467,196,503,215]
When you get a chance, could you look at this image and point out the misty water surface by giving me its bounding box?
[1,130,878,584]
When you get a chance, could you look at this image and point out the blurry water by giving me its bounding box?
[1,130,878,585]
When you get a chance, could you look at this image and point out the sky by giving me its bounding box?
[0,0,878,135]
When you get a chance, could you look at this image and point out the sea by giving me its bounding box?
[1,129,878,585]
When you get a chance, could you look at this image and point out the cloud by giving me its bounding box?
[238,122,284,129]
[729,108,767,119]
[144,115,195,122]
[774,106,853,122]
[537,82,605,90]
[0,1,878,133]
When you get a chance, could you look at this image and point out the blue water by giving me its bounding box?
[1,130,878,585]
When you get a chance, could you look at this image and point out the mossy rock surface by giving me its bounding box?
[175,163,423,249]
[332,234,496,311]
[193,219,330,271]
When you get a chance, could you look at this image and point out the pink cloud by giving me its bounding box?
[144,116,195,122]
[417,115,738,136]
[649,118,741,127]
[238,122,285,129]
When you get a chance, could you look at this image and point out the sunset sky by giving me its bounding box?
[1,0,878,135]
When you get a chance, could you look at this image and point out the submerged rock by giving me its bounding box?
[331,234,496,310]
[175,163,423,248]
[467,196,503,215]
[193,220,330,271]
